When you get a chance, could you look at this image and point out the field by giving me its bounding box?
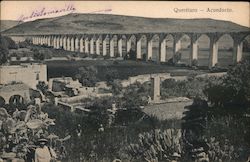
[45,47,250,80]
[143,100,193,120]
[46,60,203,80]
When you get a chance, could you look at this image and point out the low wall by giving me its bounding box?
[119,73,171,87]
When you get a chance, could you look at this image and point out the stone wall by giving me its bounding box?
[0,63,47,89]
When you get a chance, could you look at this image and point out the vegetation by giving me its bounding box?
[161,77,209,99]
[32,49,45,61]
[191,59,198,67]
[1,61,249,161]
[42,101,181,161]
[126,129,182,162]
[105,68,119,85]
[0,104,65,161]
[18,39,30,48]
[75,66,99,87]
[119,82,151,109]
[36,81,49,94]
[0,35,18,65]
[182,61,250,162]
[127,49,137,60]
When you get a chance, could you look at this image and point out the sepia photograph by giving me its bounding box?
[0,1,250,162]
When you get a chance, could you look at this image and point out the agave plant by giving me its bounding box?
[126,128,182,162]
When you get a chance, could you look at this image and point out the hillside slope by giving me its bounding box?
[2,13,250,35]
[0,20,22,32]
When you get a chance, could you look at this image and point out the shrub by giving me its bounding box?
[103,54,110,60]
[75,66,99,87]
[125,129,182,162]
[0,104,64,161]
[173,52,182,64]
[192,59,198,67]
[18,41,29,48]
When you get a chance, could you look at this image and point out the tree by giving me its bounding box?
[204,61,250,107]
[36,81,48,94]
[1,36,18,49]
[168,52,182,65]
[173,52,182,64]
[0,46,8,65]
[223,61,250,105]
[128,49,136,60]
[105,69,119,85]
[109,81,123,95]
[75,66,98,87]
[120,82,151,109]
[183,61,250,161]
[33,51,45,61]
[182,98,209,162]
[191,59,198,67]
[18,41,29,48]
[0,35,17,64]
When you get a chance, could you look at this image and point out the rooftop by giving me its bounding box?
[0,63,46,68]
[0,83,30,92]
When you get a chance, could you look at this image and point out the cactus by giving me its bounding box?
[0,105,64,160]
[126,128,182,162]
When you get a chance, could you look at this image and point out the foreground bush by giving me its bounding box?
[0,104,65,161]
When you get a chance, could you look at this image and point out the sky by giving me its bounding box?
[1,1,249,27]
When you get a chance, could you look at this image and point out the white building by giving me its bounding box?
[0,63,47,89]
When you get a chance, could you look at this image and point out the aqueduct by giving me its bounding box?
[12,31,248,68]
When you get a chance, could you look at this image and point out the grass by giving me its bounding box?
[46,59,197,80]
[0,20,22,32]
[45,47,250,80]
[143,100,193,120]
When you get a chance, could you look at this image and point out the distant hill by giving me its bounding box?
[2,13,250,35]
[0,20,22,32]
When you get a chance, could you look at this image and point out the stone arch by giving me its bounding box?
[74,37,80,52]
[101,35,109,56]
[197,34,210,67]
[111,35,118,57]
[178,34,191,65]
[63,36,67,50]
[9,95,25,106]
[151,34,160,62]
[66,37,71,51]
[128,35,137,52]
[59,36,63,49]
[0,96,6,107]
[70,37,75,52]
[124,34,137,60]
[164,34,175,62]
[89,35,97,55]
[242,34,250,60]
[121,35,127,56]
[217,34,234,66]
[140,34,148,61]
[95,35,102,55]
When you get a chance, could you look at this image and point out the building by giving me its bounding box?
[48,77,112,103]
[0,83,31,105]
[0,63,47,89]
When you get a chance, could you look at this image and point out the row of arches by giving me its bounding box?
[0,95,25,107]
[32,33,250,67]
